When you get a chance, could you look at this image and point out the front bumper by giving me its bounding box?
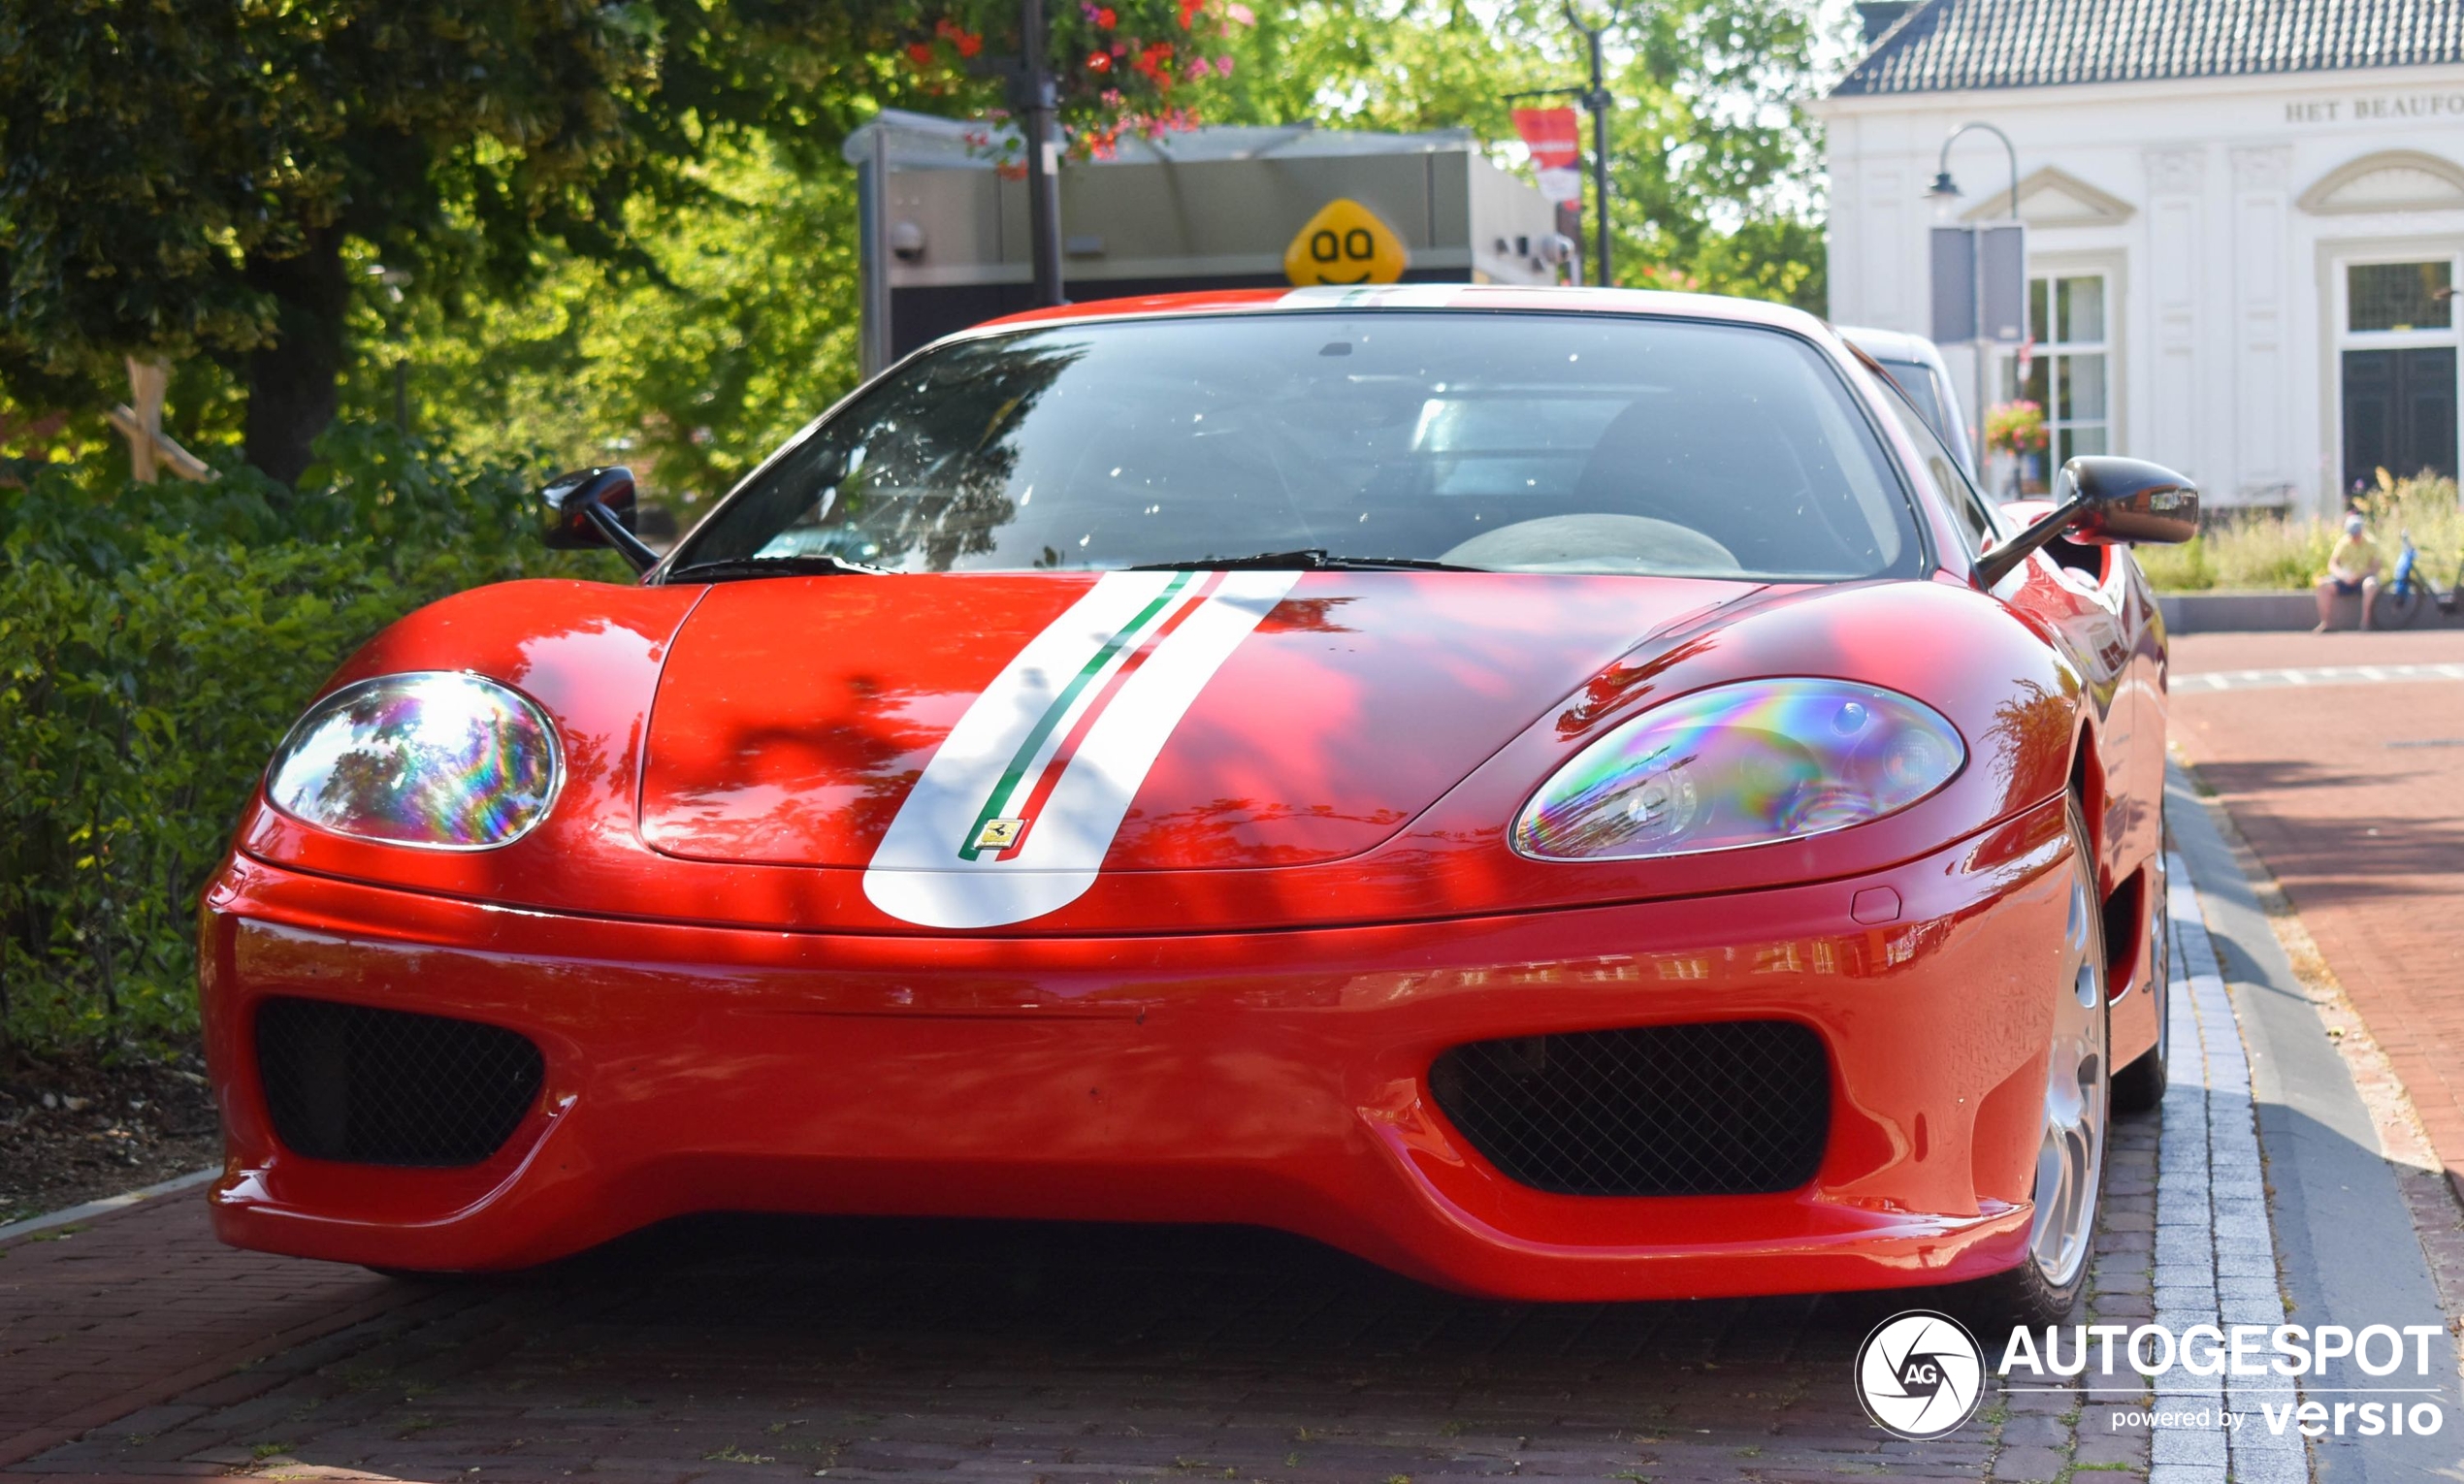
[202,795,2079,1303]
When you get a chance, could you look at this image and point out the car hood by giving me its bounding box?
[638,569,1756,883]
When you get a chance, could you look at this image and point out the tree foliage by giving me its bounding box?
[0,0,1232,482]
[0,428,624,1051]
[340,0,1834,512]
[348,139,864,514]
[1210,0,1832,306]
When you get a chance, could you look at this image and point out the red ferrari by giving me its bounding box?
[201,285,2195,1323]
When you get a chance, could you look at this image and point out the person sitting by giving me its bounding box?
[2315,512,2383,631]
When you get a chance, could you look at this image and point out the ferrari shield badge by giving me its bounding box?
[971,818,1026,852]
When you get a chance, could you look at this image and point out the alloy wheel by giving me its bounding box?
[2028,858,2109,1291]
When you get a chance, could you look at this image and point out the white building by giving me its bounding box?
[1815,0,2464,512]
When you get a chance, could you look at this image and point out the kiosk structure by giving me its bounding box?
[846,111,1567,373]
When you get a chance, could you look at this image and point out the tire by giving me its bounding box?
[1957,798,2112,1332]
[2383,583,2428,629]
[2111,843,2169,1114]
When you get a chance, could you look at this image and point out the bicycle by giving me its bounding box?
[2383,532,2461,628]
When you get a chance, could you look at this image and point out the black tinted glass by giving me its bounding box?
[673,312,1919,581]
[1876,359,1950,443]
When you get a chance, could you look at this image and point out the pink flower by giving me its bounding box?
[1225,3,1254,23]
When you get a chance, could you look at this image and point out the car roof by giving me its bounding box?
[1834,324,1948,372]
[974,284,1839,342]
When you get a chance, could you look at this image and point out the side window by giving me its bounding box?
[1873,373,2005,558]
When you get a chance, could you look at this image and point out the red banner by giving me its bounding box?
[1511,107,1580,168]
[1511,107,1583,205]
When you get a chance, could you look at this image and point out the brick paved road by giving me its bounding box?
[4,1148,2159,1481]
[0,1197,405,1468]
[2171,629,2464,1202]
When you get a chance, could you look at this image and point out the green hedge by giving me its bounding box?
[2136,472,2462,592]
[0,427,623,1053]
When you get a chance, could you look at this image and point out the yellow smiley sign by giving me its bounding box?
[1282,199,1410,287]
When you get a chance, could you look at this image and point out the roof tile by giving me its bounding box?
[1833,0,2464,96]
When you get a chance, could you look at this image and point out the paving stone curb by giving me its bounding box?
[0,1169,218,1249]
[2149,852,2305,1484]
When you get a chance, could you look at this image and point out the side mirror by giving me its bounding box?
[1973,455,2199,589]
[541,466,659,573]
[2055,456,2200,546]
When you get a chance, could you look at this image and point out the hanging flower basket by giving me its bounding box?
[1985,400,2049,457]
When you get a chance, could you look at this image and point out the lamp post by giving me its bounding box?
[1017,0,1065,307]
[1927,121,2021,479]
[1564,1,1623,288]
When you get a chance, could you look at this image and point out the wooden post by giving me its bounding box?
[124,357,166,483]
[105,357,213,482]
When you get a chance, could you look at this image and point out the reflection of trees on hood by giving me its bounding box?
[836,341,1086,572]
[1983,677,2075,801]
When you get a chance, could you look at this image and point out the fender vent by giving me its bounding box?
[254,997,543,1167]
[1428,1021,1830,1196]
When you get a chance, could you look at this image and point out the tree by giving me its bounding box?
[0,0,1231,485]
[348,139,865,511]
[1205,0,1833,309]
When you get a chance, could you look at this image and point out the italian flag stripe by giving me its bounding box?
[990,568,1228,861]
[957,568,1198,859]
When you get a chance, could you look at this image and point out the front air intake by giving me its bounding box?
[254,997,544,1167]
[1428,1020,1830,1197]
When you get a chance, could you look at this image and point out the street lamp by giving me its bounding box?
[1017,0,1066,307]
[1929,120,2019,219]
[1928,121,2021,479]
[1564,0,1623,288]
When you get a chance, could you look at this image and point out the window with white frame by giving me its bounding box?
[1997,274,2111,494]
[2335,255,2459,495]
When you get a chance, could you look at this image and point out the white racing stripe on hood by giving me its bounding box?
[863,568,1301,929]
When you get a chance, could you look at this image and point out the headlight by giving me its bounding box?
[265,672,562,850]
[1513,679,1962,861]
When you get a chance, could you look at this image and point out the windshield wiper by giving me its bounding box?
[665,554,890,583]
[1129,548,1486,573]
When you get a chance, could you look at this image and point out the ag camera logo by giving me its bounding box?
[1857,1310,1986,1439]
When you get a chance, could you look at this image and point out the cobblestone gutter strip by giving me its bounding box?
[2152,852,2306,1484]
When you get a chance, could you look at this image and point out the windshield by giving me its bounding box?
[670,311,1921,581]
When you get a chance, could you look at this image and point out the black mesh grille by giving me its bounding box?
[1428,1021,1830,1196]
[254,997,544,1167]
